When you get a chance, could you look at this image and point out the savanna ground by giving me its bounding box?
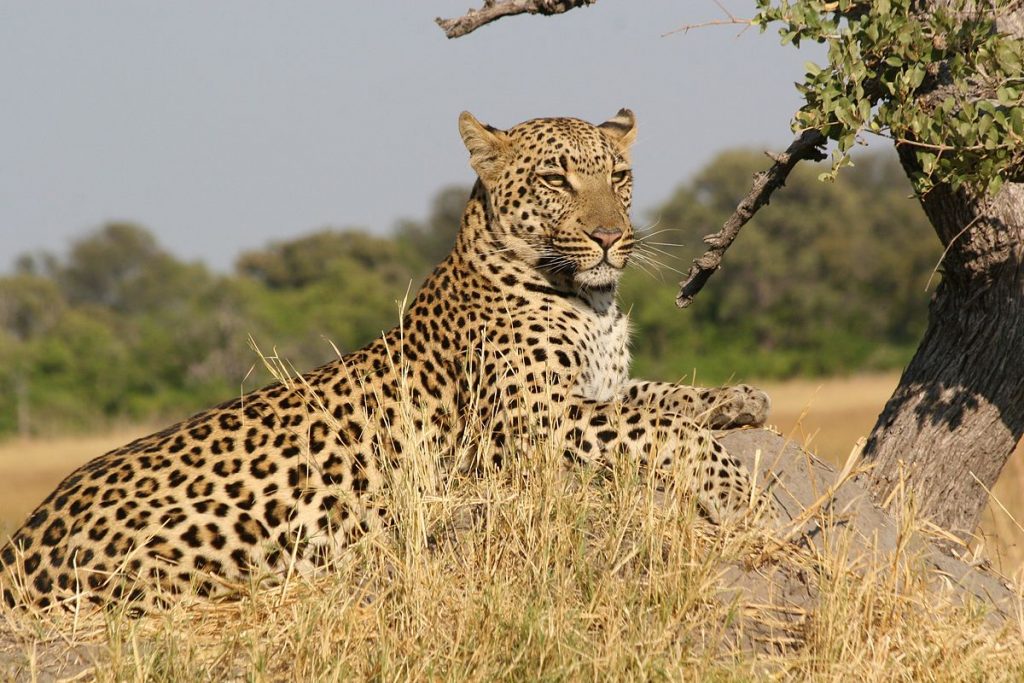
[1,374,1023,680]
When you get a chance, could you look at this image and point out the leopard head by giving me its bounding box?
[459,110,637,291]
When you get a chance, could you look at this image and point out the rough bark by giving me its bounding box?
[863,175,1024,537]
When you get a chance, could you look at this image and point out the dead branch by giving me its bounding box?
[675,129,827,309]
[662,0,754,37]
[436,0,597,39]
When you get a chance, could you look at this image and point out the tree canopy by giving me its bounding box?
[755,0,1023,193]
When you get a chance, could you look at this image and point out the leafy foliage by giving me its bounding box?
[0,154,939,437]
[755,0,1024,193]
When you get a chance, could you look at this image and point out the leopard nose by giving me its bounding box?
[588,227,623,251]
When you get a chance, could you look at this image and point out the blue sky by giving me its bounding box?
[0,1,826,271]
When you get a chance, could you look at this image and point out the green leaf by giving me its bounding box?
[918,151,936,173]
[996,43,1022,73]
[850,60,866,82]
[858,98,872,121]
[908,64,926,89]
[978,114,993,137]
[1011,107,1023,136]
[758,0,1020,194]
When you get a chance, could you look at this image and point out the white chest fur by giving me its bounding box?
[573,299,631,403]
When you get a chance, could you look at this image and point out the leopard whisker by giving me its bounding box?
[642,241,687,249]
[631,252,685,276]
[635,226,682,242]
[627,258,660,280]
[636,244,681,260]
[634,216,663,234]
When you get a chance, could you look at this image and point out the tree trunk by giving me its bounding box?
[863,167,1024,537]
[862,6,1024,536]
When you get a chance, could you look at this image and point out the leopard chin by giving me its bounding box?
[574,262,624,290]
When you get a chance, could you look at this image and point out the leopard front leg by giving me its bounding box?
[525,398,755,523]
[624,380,771,429]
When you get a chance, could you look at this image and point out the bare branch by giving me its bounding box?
[662,0,754,37]
[675,129,828,309]
[436,0,597,39]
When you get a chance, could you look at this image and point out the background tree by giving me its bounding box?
[0,275,65,435]
[0,159,938,439]
[395,185,470,267]
[53,222,210,315]
[437,0,1024,537]
[237,229,419,291]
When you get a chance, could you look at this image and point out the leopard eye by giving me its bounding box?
[538,172,569,189]
[611,169,631,184]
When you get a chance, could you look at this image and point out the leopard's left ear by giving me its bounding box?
[598,108,637,153]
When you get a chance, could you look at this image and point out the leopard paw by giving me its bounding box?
[708,384,770,429]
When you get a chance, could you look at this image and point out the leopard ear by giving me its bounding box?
[459,111,510,186]
[598,108,637,154]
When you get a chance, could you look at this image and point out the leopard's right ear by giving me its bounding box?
[598,108,638,156]
[459,112,510,186]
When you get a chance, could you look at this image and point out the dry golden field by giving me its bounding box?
[2,373,1023,680]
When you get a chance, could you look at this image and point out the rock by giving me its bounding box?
[713,428,1019,653]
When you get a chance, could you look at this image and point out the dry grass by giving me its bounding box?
[1,375,1023,680]
[3,435,1023,680]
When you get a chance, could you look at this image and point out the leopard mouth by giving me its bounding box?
[574,261,625,290]
[534,245,627,288]
[591,251,629,273]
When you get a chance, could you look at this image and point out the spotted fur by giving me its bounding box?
[0,110,770,611]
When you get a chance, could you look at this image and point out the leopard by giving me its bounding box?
[0,110,770,612]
